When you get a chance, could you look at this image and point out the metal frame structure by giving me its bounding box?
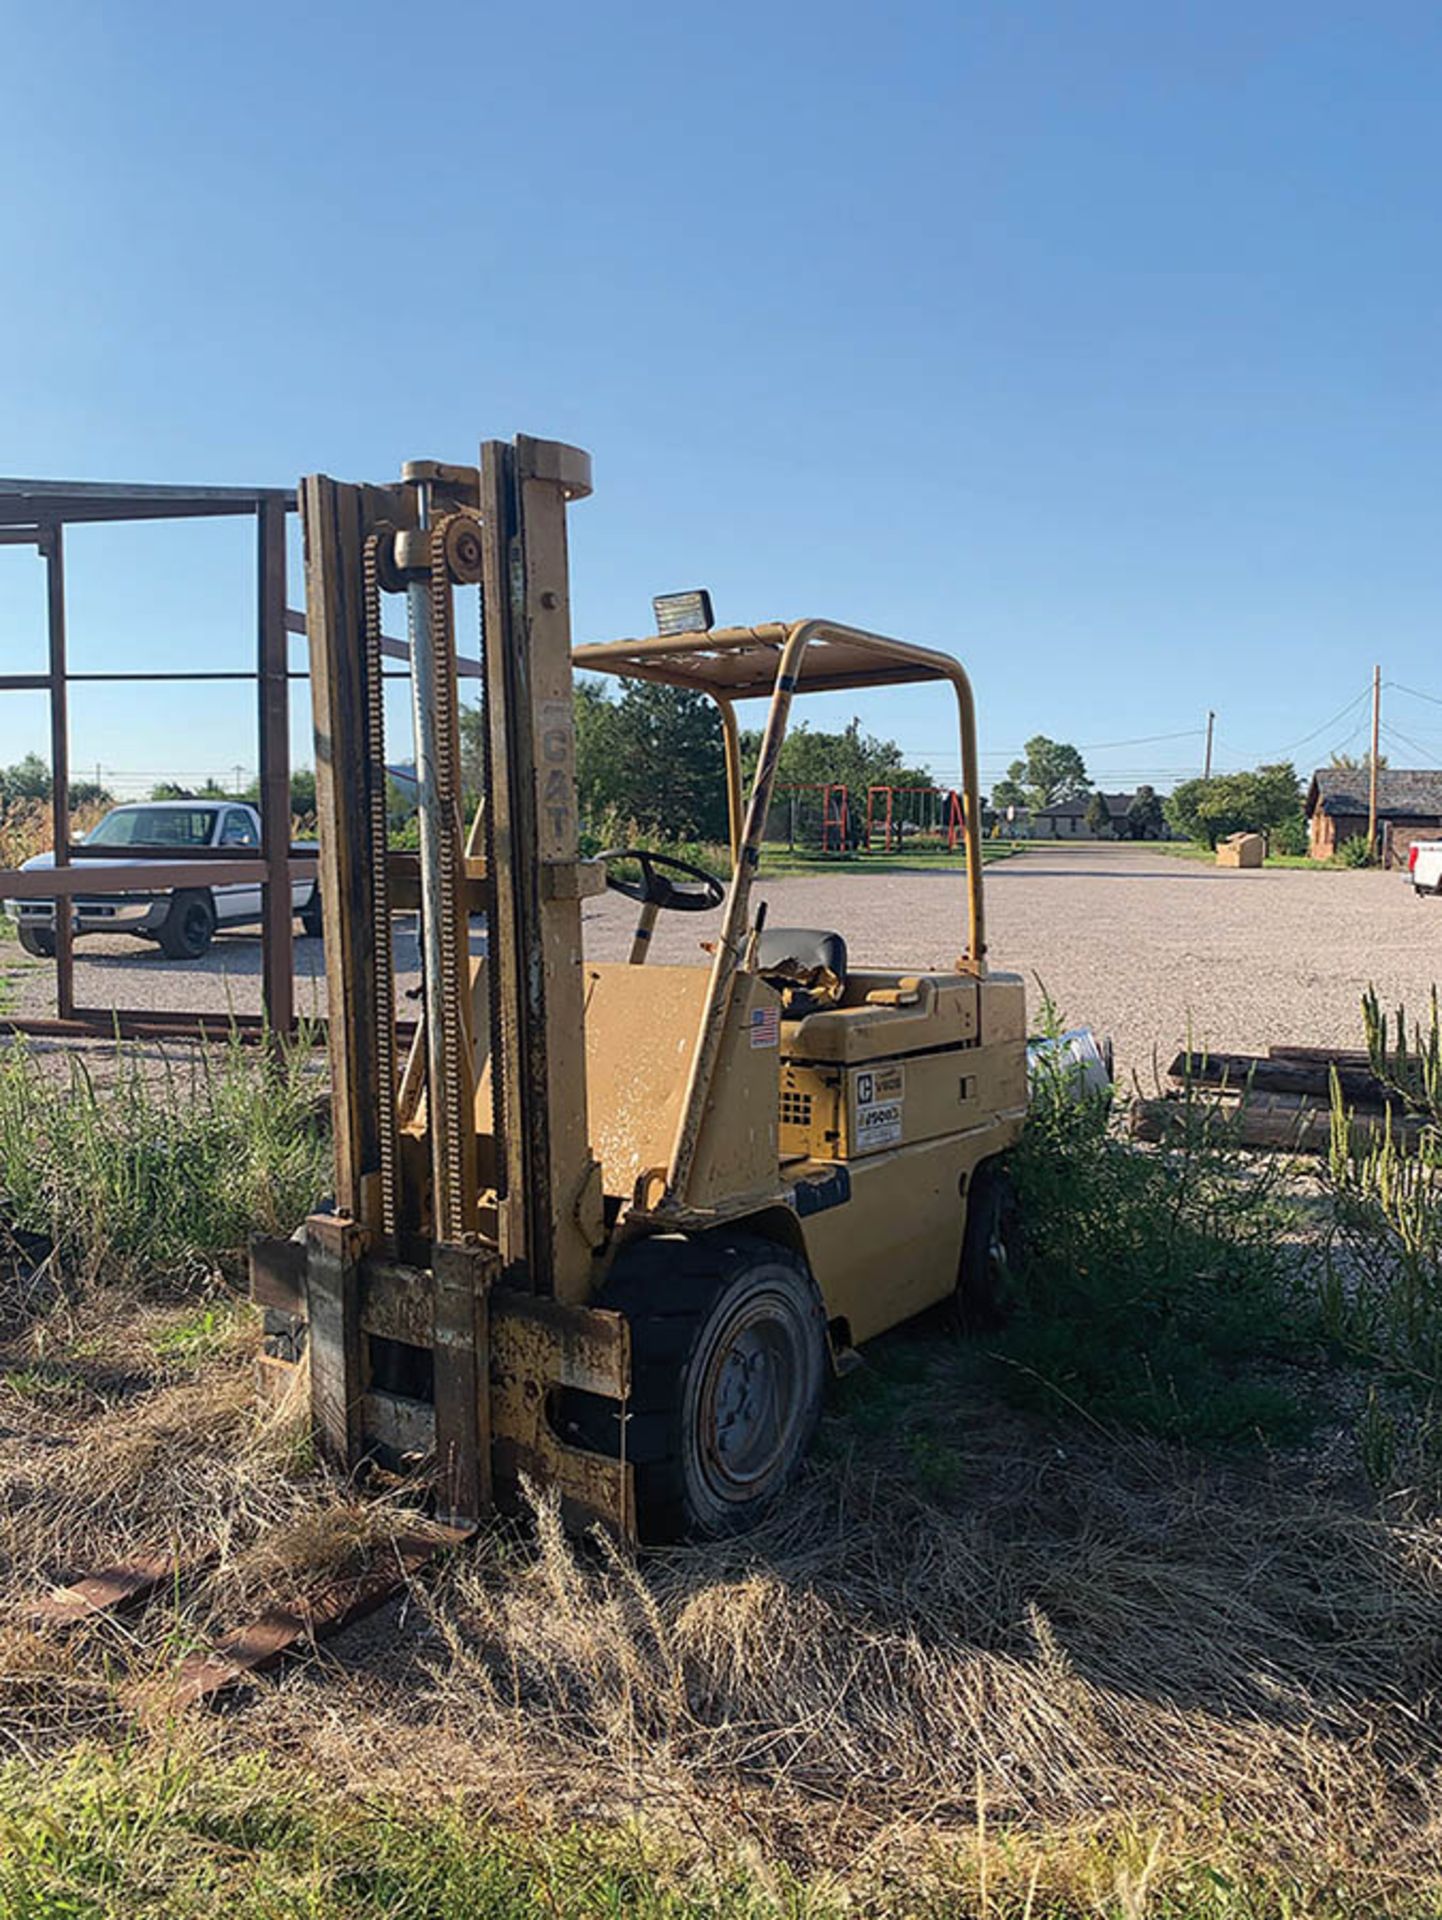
[0,478,316,1041]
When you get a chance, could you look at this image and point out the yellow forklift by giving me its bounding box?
[251,436,1028,1543]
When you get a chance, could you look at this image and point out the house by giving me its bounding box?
[1305,768,1442,866]
[1029,792,1136,840]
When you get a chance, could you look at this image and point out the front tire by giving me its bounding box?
[568,1233,829,1543]
[158,889,216,960]
[16,925,55,958]
[300,892,323,939]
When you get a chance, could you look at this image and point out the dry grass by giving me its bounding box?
[0,797,109,871]
[3,1048,1442,1910]
[1,1287,1440,1907]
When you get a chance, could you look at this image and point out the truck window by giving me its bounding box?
[86,807,217,848]
[220,808,259,848]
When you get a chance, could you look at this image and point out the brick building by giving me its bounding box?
[1304,768,1442,866]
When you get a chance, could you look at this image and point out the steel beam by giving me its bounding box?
[257,493,295,1040]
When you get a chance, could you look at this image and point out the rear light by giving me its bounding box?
[1410,844,1419,873]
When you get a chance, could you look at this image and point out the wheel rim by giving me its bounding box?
[695,1289,810,1505]
[184,905,210,947]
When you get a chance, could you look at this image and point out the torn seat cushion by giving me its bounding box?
[754,927,848,1018]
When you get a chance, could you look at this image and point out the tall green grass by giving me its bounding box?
[0,1031,329,1283]
[993,1041,1316,1445]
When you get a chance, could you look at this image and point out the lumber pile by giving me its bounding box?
[1129,1045,1429,1154]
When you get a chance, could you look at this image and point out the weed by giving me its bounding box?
[990,1049,1315,1445]
[0,1029,328,1286]
[149,1301,243,1366]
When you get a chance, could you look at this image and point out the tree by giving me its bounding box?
[0,753,52,806]
[1329,750,1389,771]
[1124,785,1165,841]
[242,769,318,815]
[1165,762,1303,848]
[989,773,1029,816]
[1006,736,1090,811]
[1084,791,1111,838]
[458,678,730,843]
[743,716,931,798]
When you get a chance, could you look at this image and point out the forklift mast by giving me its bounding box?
[255,439,634,1536]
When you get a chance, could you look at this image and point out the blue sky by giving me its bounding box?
[2,0,1440,798]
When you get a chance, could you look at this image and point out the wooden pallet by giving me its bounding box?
[1130,1047,1430,1154]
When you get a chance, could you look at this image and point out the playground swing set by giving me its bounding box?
[773,782,967,855]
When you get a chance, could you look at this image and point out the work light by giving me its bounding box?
[652,589,714,636]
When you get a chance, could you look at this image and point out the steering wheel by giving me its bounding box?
[598,847,725,913]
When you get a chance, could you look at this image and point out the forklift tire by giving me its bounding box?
[954,1157,1021,1330]
[16,925,55,958]
[565,1232,829,1544]
[300,892,323,939]
[158,889,216,960]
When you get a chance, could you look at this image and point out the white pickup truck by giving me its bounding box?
[8,799,321,960]
[1408,840,1442,897]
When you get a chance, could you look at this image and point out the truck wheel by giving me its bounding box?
[16,925,55,958]
[954,1157,1021,1329]
[565,1233,829,1543]
[300,892,323,939]
[158,889,216,960]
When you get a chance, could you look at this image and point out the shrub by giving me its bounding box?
[1270,811,1308,857]
[995,1043,1314,1443]
[1337,835,1374,868]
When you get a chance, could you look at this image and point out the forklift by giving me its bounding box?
[251,436,1028,1544]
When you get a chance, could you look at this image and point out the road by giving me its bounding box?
[8,846,1440,1078]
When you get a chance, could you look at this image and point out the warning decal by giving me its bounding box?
[853,1062,905,1152]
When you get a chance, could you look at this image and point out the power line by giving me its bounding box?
[1387,680,1442,711]
[1269,684,1374,759]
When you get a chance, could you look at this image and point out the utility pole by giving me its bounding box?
[1367,663,1381,857]
[1203,710,1215,781]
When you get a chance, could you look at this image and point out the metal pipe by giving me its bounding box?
[660,619,988,1210]
[663,622,811,1206]
[714,696,743,862]
[44,527,74,1021]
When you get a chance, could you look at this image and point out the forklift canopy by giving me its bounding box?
[573,621,971,699]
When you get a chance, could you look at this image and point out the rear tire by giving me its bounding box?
[16,925,55,959]
[954,1157,1021,1329]
[158,889,216,960]
[565,1233,829,1543]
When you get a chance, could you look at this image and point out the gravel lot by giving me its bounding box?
[8,846,1440,1079]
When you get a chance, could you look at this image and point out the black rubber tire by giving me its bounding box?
[16,925,55,958]
[300,892,323,939]
[954,1157,1021,1330]
[564,1232,829,1544]
[158,889,216,960]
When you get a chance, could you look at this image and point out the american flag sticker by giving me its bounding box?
[749,1003,780,1049]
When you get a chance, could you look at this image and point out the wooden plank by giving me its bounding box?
[431,1242,496,1522]
[1167,1049,1397,1109]
[1131,1093,1427,1154]
[305,1213,365,1469]
[151,1523,473,1711]
[249,1234,306,1314]
[1267,1044,1372,1067]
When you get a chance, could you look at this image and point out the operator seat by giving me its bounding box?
[754,926,847,1017]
